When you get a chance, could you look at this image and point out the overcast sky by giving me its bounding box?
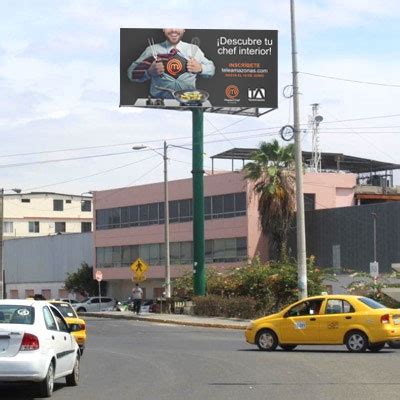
[1,0,400,195]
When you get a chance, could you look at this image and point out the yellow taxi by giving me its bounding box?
[245,294,400,352]
[49,300,87,354]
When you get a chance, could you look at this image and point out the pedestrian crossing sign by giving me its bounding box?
[130,257,149,273]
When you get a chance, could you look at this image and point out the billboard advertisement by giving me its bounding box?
[120,28,278,109]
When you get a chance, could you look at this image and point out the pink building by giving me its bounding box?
[93,171,356,300]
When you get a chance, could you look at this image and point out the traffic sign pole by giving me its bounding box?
[98,280,101,311]
[95,270,103,312]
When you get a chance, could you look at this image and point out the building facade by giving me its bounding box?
[93,171,356,300]
[4,232,93,300]
[3,192,93,238]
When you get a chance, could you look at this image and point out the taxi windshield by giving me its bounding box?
[358,297,386,309]
[51,303,77,318]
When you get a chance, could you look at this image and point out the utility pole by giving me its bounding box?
[163,141,171,299]
[290,0,308,299]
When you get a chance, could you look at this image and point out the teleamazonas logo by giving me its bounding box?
[248,87,266,102]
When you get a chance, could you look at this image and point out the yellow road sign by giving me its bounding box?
[130,257,149,274]
[135,274,146,282]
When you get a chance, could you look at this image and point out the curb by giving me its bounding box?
[82,312,247,330]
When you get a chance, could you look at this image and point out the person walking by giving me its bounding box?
[131,283,144,315]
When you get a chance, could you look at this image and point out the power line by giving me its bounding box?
[2,113,400,160]
[25,154,158,192]
[323,109,399,164]
[300,71,400,88]
[204,115,236,148]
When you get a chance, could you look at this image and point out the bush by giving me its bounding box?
[346,271,400,308]
[193,295,257,319]
[173,256,330,318]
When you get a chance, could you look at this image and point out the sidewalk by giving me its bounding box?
[83,310,250,330]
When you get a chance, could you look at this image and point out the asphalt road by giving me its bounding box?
[2,317,400,400]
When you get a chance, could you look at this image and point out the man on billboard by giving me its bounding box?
[127,28,215,99]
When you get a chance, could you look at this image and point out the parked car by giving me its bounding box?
[48,301,86,354]
[140,300,155,313]
[59,299,78,305]
[0,299,80,397]
[245,294,400,352]
[73,296,117,312]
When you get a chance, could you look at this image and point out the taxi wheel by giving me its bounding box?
[66,354,80,386]
[368,342,386,352]
[345,331,368,352]
[256,329,278,351]
[38,360,55,398]
[387,340,400,349]
[280,345,297,351]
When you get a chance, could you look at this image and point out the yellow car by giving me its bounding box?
[245,294,400,352]
[49,301,87,354]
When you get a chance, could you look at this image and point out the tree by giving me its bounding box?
[64,263,105,297]
[244,139,295,260]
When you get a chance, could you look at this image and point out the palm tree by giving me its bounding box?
[244,139,296,260]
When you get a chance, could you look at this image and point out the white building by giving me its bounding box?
[3,192,93,238]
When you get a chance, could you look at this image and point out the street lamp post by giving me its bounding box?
[133,142,191,299]
[372,212,377,262]
[0,188,22,299]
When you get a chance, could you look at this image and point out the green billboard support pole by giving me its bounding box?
[192,108,206,296]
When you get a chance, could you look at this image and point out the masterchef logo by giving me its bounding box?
[166,58,183,76]
[225,85,240,103]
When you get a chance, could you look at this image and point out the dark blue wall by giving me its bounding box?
[289,202,400,273]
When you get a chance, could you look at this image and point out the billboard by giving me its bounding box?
[120,28,278,109]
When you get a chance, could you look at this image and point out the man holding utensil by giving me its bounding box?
[127,28,215,100]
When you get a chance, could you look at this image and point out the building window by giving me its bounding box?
[81,200,91,212]
[169,201,179,223]
[235,192,246,216]
[95,192,247,230]
[149,203,159,225]
[55,222,66,233]
[223,194,235,218]
[21,198,30,203]
[66,200,72,204]
[204,197,212,220]
[94,237,247,268]
[29,221,40,233]
[10,289,19,299]
[139,204,150,226]
[304,193,316,211]
[179,199,191,222]
[53,199,64,211]
[3,221,13,234]
[25,289,34,298]
[81,222,92,232]
[212,195,224,219]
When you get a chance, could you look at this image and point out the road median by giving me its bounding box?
[82,311,249,330]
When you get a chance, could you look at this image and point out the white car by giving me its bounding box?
[73,296,117,312]
[0,299,80,398]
